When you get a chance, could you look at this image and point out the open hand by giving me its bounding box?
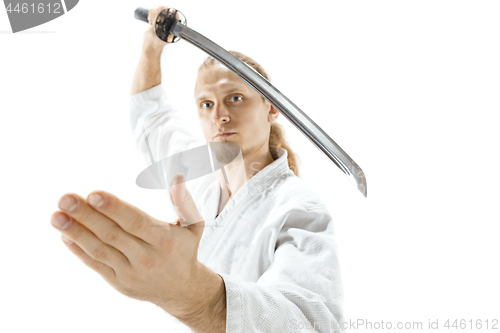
[50,174,206,315]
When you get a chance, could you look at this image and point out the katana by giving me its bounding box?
[134,7,367,197]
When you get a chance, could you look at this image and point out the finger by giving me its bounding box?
[51,212,130,273]
[149,7,159,25]
[149,6,163,24]
[168,8,180,42]
[155,6,168,23]
[56,193,145,260]
[84,190,162,246]
[170,174,205,238]
[152,6,174,42]
[60,233,117,283]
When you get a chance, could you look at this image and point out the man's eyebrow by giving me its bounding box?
[195,86,246,101]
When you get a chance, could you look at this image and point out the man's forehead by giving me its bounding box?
[195,72,249,100]
[199,64,244,82]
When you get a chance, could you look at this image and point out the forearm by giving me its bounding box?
[130,44,164,96]
[164,262,227,332]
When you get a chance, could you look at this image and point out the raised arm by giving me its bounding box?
[130,6,170,96]
[129,6,205,167]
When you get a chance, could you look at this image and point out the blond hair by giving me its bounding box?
[198,51,300,177]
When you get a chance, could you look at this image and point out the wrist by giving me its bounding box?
[141,43,164,58]
[173,262,227,329]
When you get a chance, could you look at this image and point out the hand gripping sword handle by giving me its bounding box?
[135,7,186,44]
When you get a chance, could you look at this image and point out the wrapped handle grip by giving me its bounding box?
[134,7,149,23]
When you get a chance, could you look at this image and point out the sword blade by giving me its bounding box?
[172,23,367,197]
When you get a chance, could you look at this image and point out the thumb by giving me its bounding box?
[169,173,205,234]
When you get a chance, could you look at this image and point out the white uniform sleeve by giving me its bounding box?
[218,206,345,333]
[129,83,206,167]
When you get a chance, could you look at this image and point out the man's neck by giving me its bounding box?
[218,144,275,200]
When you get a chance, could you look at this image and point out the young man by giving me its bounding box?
[129,6,345,332]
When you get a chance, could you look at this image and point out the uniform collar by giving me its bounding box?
[213,147,292,221]
[246,146,291,190]
[201,147,293,249]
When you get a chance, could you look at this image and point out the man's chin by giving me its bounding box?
[208,141,241,166]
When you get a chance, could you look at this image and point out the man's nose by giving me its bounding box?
[213,103,230,124]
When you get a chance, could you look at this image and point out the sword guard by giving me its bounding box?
[154,7,187,43]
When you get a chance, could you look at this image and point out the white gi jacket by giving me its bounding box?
[130,84,345,333]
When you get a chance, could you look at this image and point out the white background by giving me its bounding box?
[1,1,499,332]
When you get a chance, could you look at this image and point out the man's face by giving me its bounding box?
[194,64,278,158]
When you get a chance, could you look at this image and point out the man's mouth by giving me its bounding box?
[215,132,235,138]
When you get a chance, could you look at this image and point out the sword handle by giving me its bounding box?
[134,7,187,44]
[134,7,149,22]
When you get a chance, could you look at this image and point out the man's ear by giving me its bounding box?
[267,102,279,123]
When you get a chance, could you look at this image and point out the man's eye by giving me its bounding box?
[231,96,242,102]
[202,102,212,108]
